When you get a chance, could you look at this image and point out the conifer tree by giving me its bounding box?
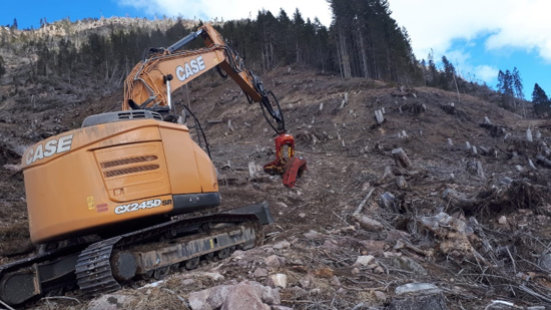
[0,55,5,79]
[532,83,550,116]
[512,67,524,99]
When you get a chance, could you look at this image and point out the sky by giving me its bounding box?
[1,0,550,100]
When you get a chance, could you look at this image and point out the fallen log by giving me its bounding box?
[536,154,551,168]
[442,188,478,212]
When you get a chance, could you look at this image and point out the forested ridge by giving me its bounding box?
[0,1,439,87]
[0,0,545,116]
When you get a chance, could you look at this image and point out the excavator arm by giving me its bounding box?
[123,24,284,133]
[123,24,305,187]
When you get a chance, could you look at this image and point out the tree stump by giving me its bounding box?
[392,148,412,169]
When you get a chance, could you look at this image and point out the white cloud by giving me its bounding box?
[118,0,332,26]
[435,49,497,85]
[475,65,499,84]
[389,0,551,62]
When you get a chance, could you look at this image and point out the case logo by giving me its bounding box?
[25,134,73,165]
[176,56,206,81]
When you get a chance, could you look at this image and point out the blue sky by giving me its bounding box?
[390,0,551,100]
[2,0,550,101]
[0,0,144,28]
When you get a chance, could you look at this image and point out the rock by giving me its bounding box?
[189,286,231,310]
[182,278,196,286]
[351,267,360,275]
[309,288,322,295]
[389,292,447,310]
[286,286,308,299]
[265,255,284,268]
[447,138,453,146]
[273,240,291,250]
[189,280,280,310]
[395,283,441,295]
[484,116,492,125]
[248,161,260,178]
[232,250,246,260]
[223,284,269,310]
[253,268,269,277]
[379,192,397,210]
[87,294,137,310]
[354,255,375,267]
[202,272,225,281]
[374,266,384,274]
[269,273,288,288]
[465,141,471,150]
[395,283,449,308]
[299,274,315,288]
[498,216,507,225]
[272,306,293,310]
[303,230,320,239]
[374,290,387,302]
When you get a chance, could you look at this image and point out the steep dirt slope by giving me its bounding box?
[2,67,551,309]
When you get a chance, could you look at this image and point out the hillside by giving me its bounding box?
[1,61,551,309]
[1,17,551,310]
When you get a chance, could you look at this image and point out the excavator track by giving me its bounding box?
[0,203,272,307]
[75,237,123,295]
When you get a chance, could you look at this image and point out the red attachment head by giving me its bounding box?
[274,133,295,162]
[263,133,307,188]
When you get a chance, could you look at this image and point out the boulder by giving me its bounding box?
[189,280,280,310]
[390,283,446,310]
[87,294,137,310]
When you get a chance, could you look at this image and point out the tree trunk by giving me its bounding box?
[357,26,369,78]
[338,27,352,79]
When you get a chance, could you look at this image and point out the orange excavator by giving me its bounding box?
[0,23,306,306]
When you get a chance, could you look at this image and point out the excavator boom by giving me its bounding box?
[123,24,282,131]
[123,23,305,184]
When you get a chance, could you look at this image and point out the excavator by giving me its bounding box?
[0,23,306,306]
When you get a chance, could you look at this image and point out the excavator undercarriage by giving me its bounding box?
[0,203,272,306]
